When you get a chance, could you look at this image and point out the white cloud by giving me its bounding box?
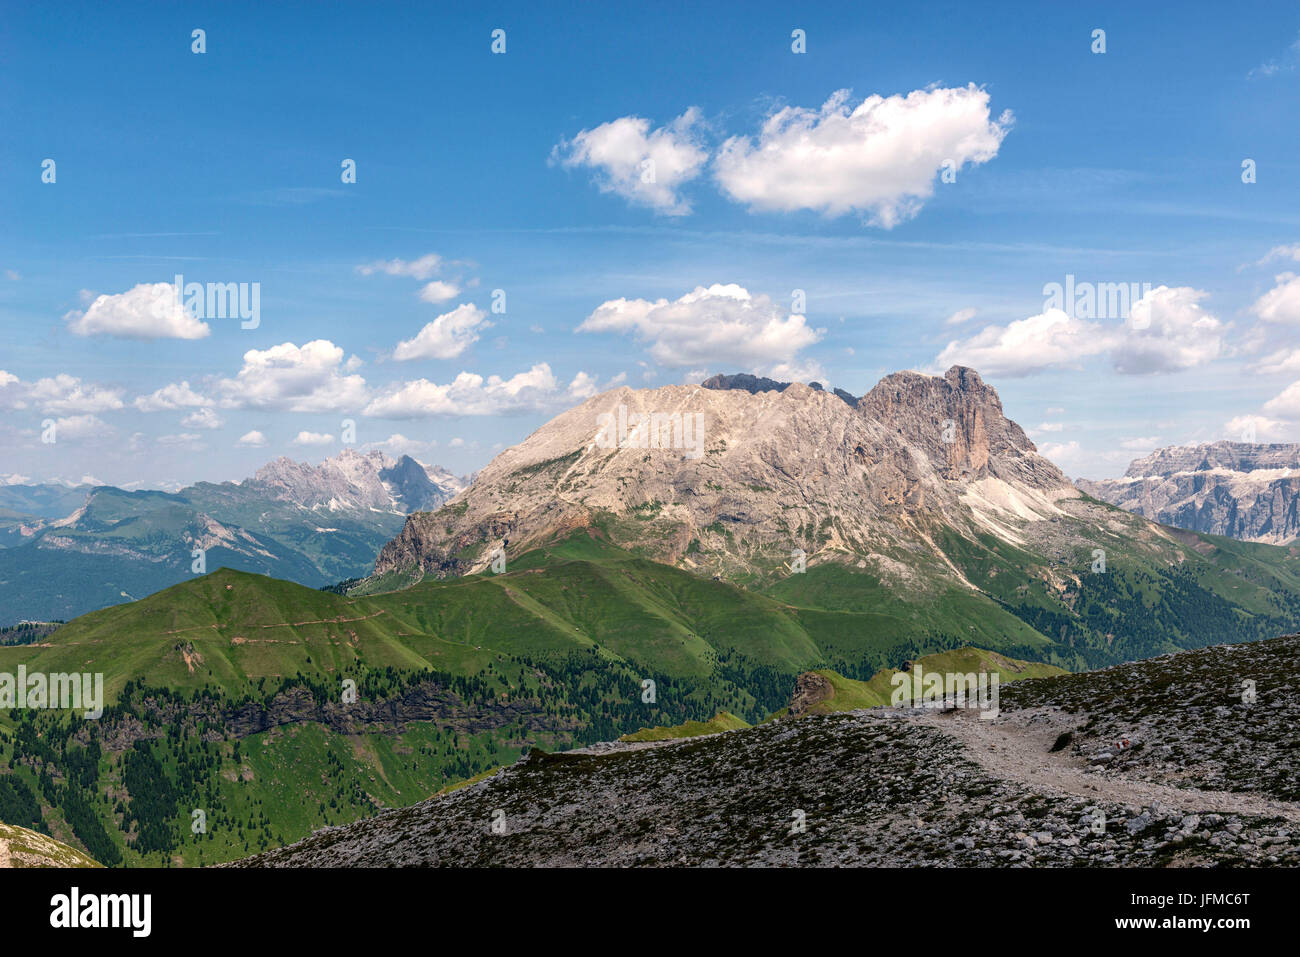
[768,357,828,383]
[236,430,269,448]
[65,282,210,340]
[714,86,1012,227]
[553,109,708,215]
[364,363,593,418]
[27,374,125,415]
[578,283,822,371]
[180,407,223,430]
[945,307,977,326]
[357,254,444,280]
[50,414,110,441]
[1253,347,1300,375]
[0,370,25,410]
[1249,33,1300,78]
[1031,422,1064,433]
[418,281,461,304]
[1255,244,1300,266]
[1120,436,1161,450]
[392,304,490,361]
[1250,272,1300,325]
[217,340,368,412]
[1112,286,1225,374]
[133,380,210,412]
[1263,381,1300,420]
[369,433,434,456]
[935,287,1223,378]
[1224,414,1287,442]
[291,431,335,447]
[935,309,1107,377]
[1036,440,1083,469]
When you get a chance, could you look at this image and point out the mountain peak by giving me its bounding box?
[374,365,1075,582]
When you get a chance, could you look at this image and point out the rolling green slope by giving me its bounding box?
[619,711,750,742]
[4,518,1300,869]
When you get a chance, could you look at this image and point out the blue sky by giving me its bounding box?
[3,0,1300,487]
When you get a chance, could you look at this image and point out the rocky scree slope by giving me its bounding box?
[234,633,1300,868]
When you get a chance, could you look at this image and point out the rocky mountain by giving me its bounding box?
[249,448,463,513]
[1077,441,1300,545]
[0,823,101,868]
[375,366,1079,584]
[232,632,1300,868]
[0,450,466,625]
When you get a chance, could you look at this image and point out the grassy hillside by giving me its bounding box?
[3,519,1299,868]
[619,711,750,742]
[769,648,1067,718]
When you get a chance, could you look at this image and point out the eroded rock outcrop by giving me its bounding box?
[1078,442,1300,545]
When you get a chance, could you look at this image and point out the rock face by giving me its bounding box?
[1077,442,1300,545]
[374,366,1079,582]
[0,822,100,868]
[787,672,835,717]
[250,448,465,513]
[232,633,1300,868]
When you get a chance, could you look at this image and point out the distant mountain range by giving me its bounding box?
[0,449,466,625]
[1077,441,1300,546]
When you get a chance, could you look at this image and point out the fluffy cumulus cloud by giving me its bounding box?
[369,433,435,455]
[236,430,269,448]
[291,431,334,447]
[1253,347,1300,375]
[65,282,210,340]
[934,309,1106,377]
[49,414,110,441]
[392,304,490,361]
[1225,414,1288,442]
[418,280,461,304]
[1250,273,1300,325]
[714,86,1012,227]
[216,340,368,412]
[364,364,595,418]
[133,380,210,412]
[1264,381,1300,420]
[1111,286,1226,374]
[180,407,223,430]
[552,109,709,215]
[578,283,822,372]
[0,371,126,415]
[935,287,1223,378]
[26,374,125,415]
[0,370,26,410]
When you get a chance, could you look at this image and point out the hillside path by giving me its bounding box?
[913,708,1300,824]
